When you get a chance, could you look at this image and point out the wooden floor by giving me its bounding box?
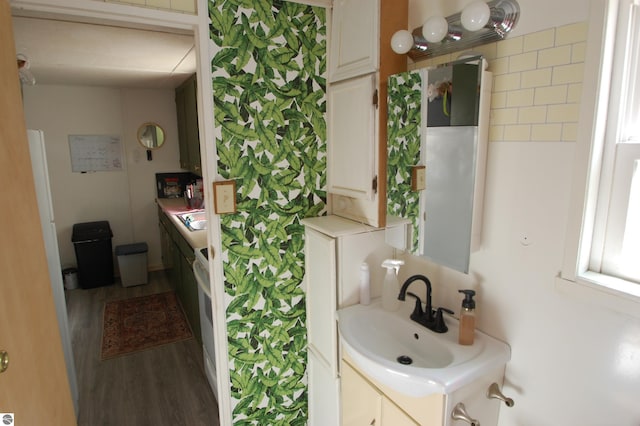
[66,270,220,426]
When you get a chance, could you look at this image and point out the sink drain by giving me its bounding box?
[397,355,413,365]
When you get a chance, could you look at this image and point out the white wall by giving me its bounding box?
[395,0,640,424]
[22,85,181,272]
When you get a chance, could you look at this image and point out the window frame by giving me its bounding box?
[557,0,640,317]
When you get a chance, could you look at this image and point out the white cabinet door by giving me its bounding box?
[328,74,377,201]
[382,398,419,426]
[341,361,382,425]
[305,228,338,371]
[308,350,340,426]
[329,0,379,82]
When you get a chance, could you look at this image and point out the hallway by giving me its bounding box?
[66,270,220,425]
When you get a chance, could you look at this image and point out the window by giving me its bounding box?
[559,0,640,305]
[592,0,640,285]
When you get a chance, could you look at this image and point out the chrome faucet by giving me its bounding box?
[398,274,452,333]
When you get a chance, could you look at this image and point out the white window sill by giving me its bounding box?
[555,272,640,319]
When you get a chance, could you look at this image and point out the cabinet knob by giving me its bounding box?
[486,382,514,407]
[451,403,480,426]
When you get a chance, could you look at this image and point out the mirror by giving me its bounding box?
[137,122,165,149]
[387,58,489,273]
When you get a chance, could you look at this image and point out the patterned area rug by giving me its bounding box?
[101,291,193,360]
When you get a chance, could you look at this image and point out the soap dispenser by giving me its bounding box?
[458,289,476,346]
[381,259,404,311]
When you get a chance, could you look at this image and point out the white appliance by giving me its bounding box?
[193,247,218,399]
[27,129,79,414]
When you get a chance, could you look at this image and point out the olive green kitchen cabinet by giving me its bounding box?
[158,208,201,343]
[175,74,201,175]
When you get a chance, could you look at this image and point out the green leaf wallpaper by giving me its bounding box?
[209,0,326,423]
[387,70,423,252]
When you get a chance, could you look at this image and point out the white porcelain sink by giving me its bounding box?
[176,210,207,231]
[337,300,510,397]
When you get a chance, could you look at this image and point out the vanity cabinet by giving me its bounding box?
[175,74,201,175]
[341,353,505,426]
[327,0,407,228]
[342,361,418,426]
[302,216,393,426]
[158,207,201,343]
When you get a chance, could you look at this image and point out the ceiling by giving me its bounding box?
[12,16,197,89]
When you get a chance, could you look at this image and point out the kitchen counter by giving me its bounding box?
[156,198,207,249]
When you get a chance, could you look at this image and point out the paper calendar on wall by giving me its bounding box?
[68,134,123,172]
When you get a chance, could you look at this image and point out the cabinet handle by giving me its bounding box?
[451,403,480,426]
[486,382,514,407]
[369,419,375,425]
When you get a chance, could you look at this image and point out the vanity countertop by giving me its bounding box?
[156,198,207,249]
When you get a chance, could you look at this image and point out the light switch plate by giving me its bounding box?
[411,166,426,191]
[213,180,236,214]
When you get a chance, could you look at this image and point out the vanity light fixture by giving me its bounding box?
[460,1,491,31]
[422,15,449,43]
[391,0,520,61]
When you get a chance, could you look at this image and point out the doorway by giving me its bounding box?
[11,7,219,424]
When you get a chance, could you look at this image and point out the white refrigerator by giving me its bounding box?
[27,129,79,414]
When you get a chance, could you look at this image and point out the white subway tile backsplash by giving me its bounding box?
[552,63,585,85]
[497,36,524,57]
[518,106,548,124]
[572,42,587,63]
[489,125,505,141]
[547,104,580,123]
[507,88,535,107]
[509,52,538,73]
[504,124,532,141]
[491,57,510,75]
[415,21,586,144]
[474,43,498,61]
[534,85,568,105]
[567,83,583,103]
[531,123,563,140]
[562,123,579,141]
[521,68,552,88]
[556,22,588,45]
[523,29,555,52]
[491,92,507,109]
[491,108,519,125]
[538,45,572,68]
[494,73,521,92]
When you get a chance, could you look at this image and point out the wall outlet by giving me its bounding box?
[213,180,237,214]
[411,166,426,191]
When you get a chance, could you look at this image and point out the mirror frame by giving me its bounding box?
[136,122,165,150]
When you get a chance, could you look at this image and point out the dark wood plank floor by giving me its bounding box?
[66,270,220,426]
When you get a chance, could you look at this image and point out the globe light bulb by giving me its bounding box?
[422,16,448,43]
[461,1,491,31]
[390,30,415,54]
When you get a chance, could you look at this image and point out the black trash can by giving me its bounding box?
[72,221,114,288]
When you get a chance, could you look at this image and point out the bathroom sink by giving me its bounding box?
[176,210,207,231]
[337,301,510,397]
